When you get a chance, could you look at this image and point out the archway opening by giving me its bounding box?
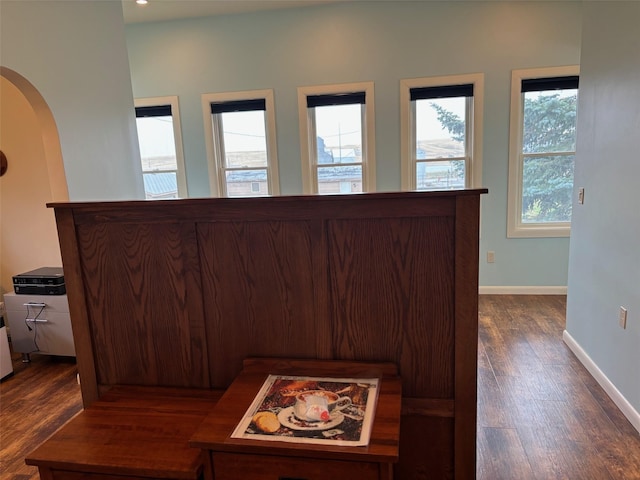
[0,66,68,201]
[0,67,68,292]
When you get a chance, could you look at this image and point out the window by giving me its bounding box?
[298,82,375,194]
[202,90,279,197]
[507,66,579,237]
[400,74,483,191]
[134,96,187,199]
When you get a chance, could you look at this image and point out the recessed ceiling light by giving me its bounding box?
[136,0,148,5]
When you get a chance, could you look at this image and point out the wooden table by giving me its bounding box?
[190,358,402,480]
[25,385,223,480]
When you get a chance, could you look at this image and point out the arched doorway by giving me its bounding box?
[0,67,68,201]
[0,67,69,292]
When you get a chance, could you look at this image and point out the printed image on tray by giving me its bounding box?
[230,375,379,446]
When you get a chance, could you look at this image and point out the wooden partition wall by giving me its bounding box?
[51,190,486,479]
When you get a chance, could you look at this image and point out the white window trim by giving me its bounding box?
[507,65,579,238]
[134,95,188,198]
[201,89,280,197]
[297,81,376,194]
[400,73,484,191]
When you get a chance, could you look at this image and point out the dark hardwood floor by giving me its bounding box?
[1,295,639,479]
[0,351,81,480]
[478,295,640,479]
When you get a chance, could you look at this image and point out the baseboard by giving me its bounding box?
[479,286,567,295]
[563,330,640,434]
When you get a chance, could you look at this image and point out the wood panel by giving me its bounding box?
[212,453,381,480]
[76,221,208,388]
[241,357,398,379]
[453,194,481,479]
[397,415,454,480]
[54,207,100,405]
[198,220,326,388]
[327,216,455,398]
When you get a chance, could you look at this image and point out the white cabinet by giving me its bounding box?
[3,293,75,361]
[0,325,13,379]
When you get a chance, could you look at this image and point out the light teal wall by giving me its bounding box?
[0,0,144,201]
[566,1,640,422]
[125,1,582,288]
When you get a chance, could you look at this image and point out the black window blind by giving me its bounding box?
[135,105,172,117]
[410,84,474,101]
[210,99,266,114]
[521,76,579,93]
[307,92,366,108]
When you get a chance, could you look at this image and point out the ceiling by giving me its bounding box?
[121,0,345,24]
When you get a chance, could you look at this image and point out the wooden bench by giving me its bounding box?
[26,385,223,480]
[48,190,486,478]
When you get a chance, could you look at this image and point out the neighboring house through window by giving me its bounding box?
[400,73,484,191]
[298,82,375,194]
[134,96,188,199]
[507,66,579,237]
[201,89,279,197]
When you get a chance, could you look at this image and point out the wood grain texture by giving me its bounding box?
[198,220,323,389]
[453,194,481,479]
[7,295,640,480]
[49,471,166,480]
[396,415,454,480]
[76,222,209,388]
[25,385,222,479]
[327,216,455,398]
[212,452,381,480]
[0,353,82,480]
[477,295,640,480]
[241,357,398,378]
[401,397,455,417]
[50,190,486,479]
[50,191,460,225]
[54,207,99,406]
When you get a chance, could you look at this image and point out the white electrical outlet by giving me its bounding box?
[619,306,627,329]
[487,251,495,263]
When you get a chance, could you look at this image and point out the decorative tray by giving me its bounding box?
[231,374,379,446]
